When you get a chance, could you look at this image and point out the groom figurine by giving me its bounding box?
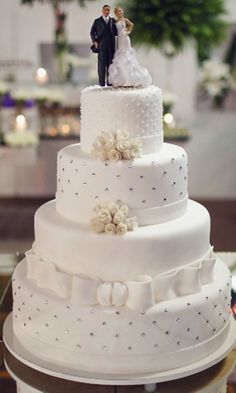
[90,5,117,86]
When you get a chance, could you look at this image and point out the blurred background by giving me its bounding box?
[0,0,235,253]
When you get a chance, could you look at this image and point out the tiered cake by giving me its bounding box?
[12,85,232,375]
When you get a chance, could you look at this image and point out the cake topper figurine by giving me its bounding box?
[108,7,152,87]
[91,6,152,88]
[90,5,118,86]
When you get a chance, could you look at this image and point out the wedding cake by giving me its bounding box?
[11,84,232,375]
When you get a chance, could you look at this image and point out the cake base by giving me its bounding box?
[3,313,236,385]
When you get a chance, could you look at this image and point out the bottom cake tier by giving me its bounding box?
[12,258,231,375]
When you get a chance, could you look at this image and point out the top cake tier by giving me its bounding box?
[80,85,163,155]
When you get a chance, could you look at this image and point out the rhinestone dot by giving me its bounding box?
[67,305,71,309]
[83,182,87,186]
[105,162,108,166]
[165,331,169,335]
[65,330,69,334]
[75,192,79,196]
[44,300,48,305]
[177,341,181,345]
[92,172,96,176]
[90,332,94,336]
[176,318,181,323]
[76,344,81,349]
[115,334,119,338]
[55,338,59,342]
[152,321,157,324]
[128,346,132,350]
[116,311,120,315]
[54,315,58,319]
[196,336,199,341]
[152,187,156,191]
[187,328,191,332]
[129,187,134,191]
[154,344,158,349]
[95,196,99,200]
[129,321,133,325]
[102,321,106,325]
[141,332,146,337]
[105,187,109,192]
[77,318,82,322]
[45,323,49,327]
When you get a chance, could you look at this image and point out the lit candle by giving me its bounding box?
[15,114,26,131]
[35,67,48,84]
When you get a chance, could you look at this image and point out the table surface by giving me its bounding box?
[0,253,235,392]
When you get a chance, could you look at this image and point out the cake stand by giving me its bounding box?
[3,313,236,387]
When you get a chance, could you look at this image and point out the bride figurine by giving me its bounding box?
[108,7,152,88]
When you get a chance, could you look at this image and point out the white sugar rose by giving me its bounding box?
[119,204,129,217]
[105,222,117,235]
[96,150,109,161]
[93,203,108,213]
[130,148,142,159]
[116,130,130,141]
[92,140,102,150]
[90,218,106,233]
[99,132,114,144]
[105,201,118,216]
[97,208,112,224]
[116,222,128,235]
[117,140,131,152]
[113,210,125,224]
[131,137,142,148]
[104,138,116,151]
[108,149,122,162]
[122,150,132,160]
[126,216,138,231]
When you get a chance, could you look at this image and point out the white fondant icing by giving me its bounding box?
[34,199,211,281]
[80,85,163,154]
[12,258,232,374]
[56,143,188,225]
[26,248,216,309]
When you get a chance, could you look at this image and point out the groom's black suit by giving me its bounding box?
[90,16,117,86]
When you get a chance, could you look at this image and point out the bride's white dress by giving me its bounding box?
[108,20,152,87]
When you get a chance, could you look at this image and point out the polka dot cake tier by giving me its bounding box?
[11,84,233,376]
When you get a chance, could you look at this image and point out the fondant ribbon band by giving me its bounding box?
[131,197,188,226]
[140,134,162,154]
[26,247,216,311]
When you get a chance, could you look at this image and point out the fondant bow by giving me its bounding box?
[26,247,216,311]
